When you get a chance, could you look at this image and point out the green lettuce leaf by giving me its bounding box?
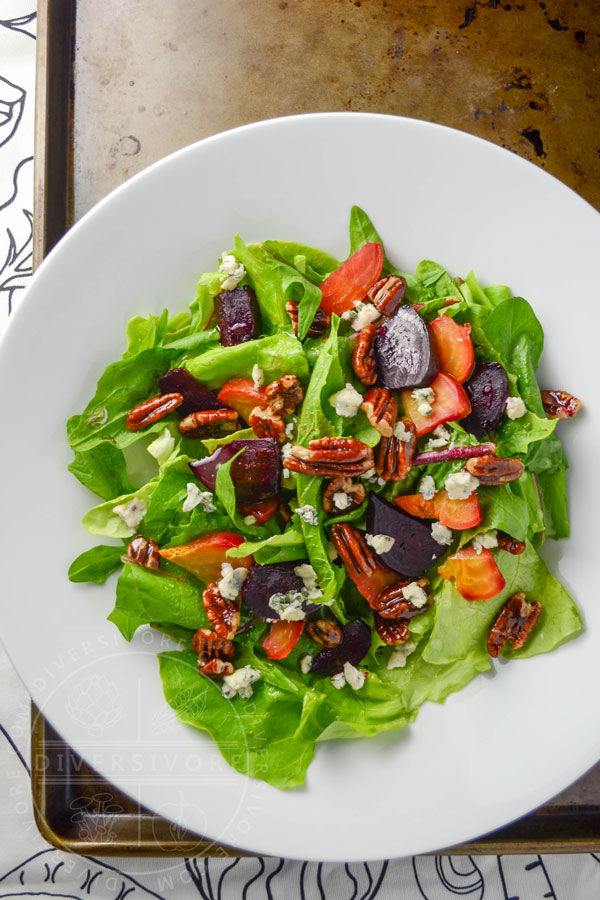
[424,543,582,665]
[184,332,309,390]
[226,525,307,564]
[233,237,324,340]
[108,562,208,641]
[82,481,158,538]
[68,441,134,500]
[159,648,335,789]
[68,544,124,584]
[262,239,339,282]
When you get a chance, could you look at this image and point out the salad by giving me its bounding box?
[67,207,582,789]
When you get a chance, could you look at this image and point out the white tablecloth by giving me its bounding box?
[2,4,600,895]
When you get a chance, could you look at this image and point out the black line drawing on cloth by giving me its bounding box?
[413,855,484,899]
[0,207,33,314]
[0,156,33,213]
[0,75,26,149]
[0,11,36,39]
[496,854,557,900]
[0,847,168,899]
[0,718,31,774]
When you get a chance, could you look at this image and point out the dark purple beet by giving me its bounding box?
[159,367,226,417]
[310,620,371,675]
[460,362,510,439]
[189,438,281,504]
[242,561,320,620]
[215,285,261,346]
[374,306,439,390]
[366,493,445,578]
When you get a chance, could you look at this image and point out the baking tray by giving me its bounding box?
[32,0,600,856]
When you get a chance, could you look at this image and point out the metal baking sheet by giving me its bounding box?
[32,0,600,855]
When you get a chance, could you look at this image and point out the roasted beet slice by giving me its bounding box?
[460,362,510,439]
[189,438,280,504]
[159,367,226,417]
[310,619,371,675]
[242,561,320,620]
[374,306,439,390]
[215,285,261,346]
[366,493,446,578]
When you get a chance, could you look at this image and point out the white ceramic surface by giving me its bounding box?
[0,113,598,861]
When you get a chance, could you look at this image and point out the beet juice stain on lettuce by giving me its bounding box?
[66,207,582,789]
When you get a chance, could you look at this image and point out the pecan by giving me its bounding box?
[248,405,286,442]
[286,300,331,338]
[201,586,241,640]
[238,497,280,525]
[361,387,398,437]
[375,420,416,481]
[352,324,377,386]
[126,535,160,569]
[496,531,526,555]
[465,455,524,485]
[306,619,343,648]
[178,408,239,438]
[375,614,410,645]
[284,437,375,477]
[199,658,235,679]
[322,476,366,514]
[191,626,235,663]
[126,393,183,430]
[265,375,304,415]
[372,578,431,619]
[366,275,407,317]
[330,523,377,578]
[487,592,542,658]
[541,390,581,420]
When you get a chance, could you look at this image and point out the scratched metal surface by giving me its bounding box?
[72,0,600,221]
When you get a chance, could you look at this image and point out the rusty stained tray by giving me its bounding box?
[33,0,600,856]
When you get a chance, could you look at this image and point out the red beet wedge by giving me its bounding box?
[215,285,261,346]
[159,368,226,417]
[374,306,439,390]
[189,438,280,504]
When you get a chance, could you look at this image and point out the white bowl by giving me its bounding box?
[0,113,598,861]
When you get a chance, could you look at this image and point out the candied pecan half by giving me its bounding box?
[306,619,343,648]
[265,375,304,415]
[330,523,377,578]
[465,454,524,485]
[199,658,235,679]
[361,387,398,438]
[126,535,160,569]
[322,476,366,514]
[375,614,410,645]
[366,275,407,317]
[541,390,581,420]
[249,405,286,442]
[487,592,542,658]
[191,627,235,663]
[375,420,416,481]
[352,324,377,386]
[372,578,431,619]
[496,531,526,555]
[284,437,375,477]
[126,393,183,430]
[286,300,331,338]
[178,408,239,438]
[201,585,241,640]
